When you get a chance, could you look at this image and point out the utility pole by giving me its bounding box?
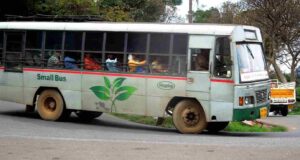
[188,0,193,23]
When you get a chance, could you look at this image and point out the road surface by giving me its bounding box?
[1,100,300,160]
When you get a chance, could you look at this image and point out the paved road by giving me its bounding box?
[1,100,300,160]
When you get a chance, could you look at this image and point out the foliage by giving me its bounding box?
[193,7,220,23]
[290,102,300,115]
[90,77,136,112]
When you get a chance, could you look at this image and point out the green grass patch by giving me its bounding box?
[111,113,286,132]
[290,102,300,115]
[225,122,287,132]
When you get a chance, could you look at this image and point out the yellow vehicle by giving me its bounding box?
[270,79,296,116]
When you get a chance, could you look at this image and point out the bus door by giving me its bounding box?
[0,32,25,103]
[186,35,214,110]
[210,36,234,121]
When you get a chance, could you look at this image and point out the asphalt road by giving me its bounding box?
[1,100,300,160]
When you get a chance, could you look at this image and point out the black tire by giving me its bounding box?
[172,100,207,134]
[281,106,288,116]
[75,111,103,121]
[37,89,70,121]
[206,122,229,133]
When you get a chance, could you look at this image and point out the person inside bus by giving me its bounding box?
[151,57,167,73]
[194,49,209,71]
[64,55,79,69]
[84,53,101,70]
[106,54,118,72]
[128,54,146,73]
[47,51,62,68]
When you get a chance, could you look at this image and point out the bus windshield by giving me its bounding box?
[237,43,268,82]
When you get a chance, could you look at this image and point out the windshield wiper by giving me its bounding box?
[246,44,255,59]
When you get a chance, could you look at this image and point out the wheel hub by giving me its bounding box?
[44,97,56,112]
[182,107,200,127]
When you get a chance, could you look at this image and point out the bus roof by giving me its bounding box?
[0,22,259,35]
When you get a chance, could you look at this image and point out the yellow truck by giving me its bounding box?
[270,80,296,116]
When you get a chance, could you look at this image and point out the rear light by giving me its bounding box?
[239,97,244,106]
[288,99,295,103]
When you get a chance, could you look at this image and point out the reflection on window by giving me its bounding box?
[85,32,103,51]
[45,31,62,50]
[65,32,82,50]
[191,49,210,71]
[150,34,170,54]
[214,37,232,78]
[106,32,125,52]
[127,33,147,53]
[149,56,169,74]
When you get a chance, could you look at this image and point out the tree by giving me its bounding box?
[193,7,220,23]
[241,0,300,82]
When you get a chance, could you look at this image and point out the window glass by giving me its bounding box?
[173,34,188,54]
[214,37,232,78]
[127,33,147,53]
[65,32,82,50]
[150,33,170,54]
[45,31,62,50]
[190,49,210,71]
[26,31,42,49]
[85,32,103,51]
[24,50,42,67]
[6,33,23,52]
[106,32,125,52]
[171,56,187,76]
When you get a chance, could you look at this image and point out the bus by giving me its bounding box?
[0,22,270,134]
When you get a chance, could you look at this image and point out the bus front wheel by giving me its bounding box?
[172,100,207,134]
[37,89,69,121]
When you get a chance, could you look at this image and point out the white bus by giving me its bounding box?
[0,22,270,133]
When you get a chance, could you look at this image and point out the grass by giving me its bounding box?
[111,113,287,132]
[290,102,300,115]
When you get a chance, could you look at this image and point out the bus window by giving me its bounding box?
[149,55,169,74]
[105,54,123,72]
[25,31,43,67]
[214,37,232,78]
[85,32,103,51]
[173,34,188,55]
[106,32,125,52]
[127,33,147,53]
[150,33,170,54]
[5,32,24,71]
[191,49,210,71]
[45,31,62,50]
[65,32,83,50]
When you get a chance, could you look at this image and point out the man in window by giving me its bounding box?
[194,49,209,71]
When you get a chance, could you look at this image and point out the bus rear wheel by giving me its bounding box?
[172,100,207,134]
[37,89,69,121]
[206,122,229,133]
[281,106,288,116]
[75,111,103,121]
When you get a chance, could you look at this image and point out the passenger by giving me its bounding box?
[106,54,118,72]
[64,55,79,69]
[128,54,146,73]
[195,50,209,71]
[47,51,61,68]
[151,58,167,73]
[84,53,101,70]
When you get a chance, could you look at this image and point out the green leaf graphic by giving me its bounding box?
[104,77,111,89]
[90,86,111,101]
[113,78,126,89]
[115,86,137,101]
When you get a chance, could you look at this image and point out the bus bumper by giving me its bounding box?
[232,105,269,121]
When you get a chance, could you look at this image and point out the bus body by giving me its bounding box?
[0,22,270,133]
